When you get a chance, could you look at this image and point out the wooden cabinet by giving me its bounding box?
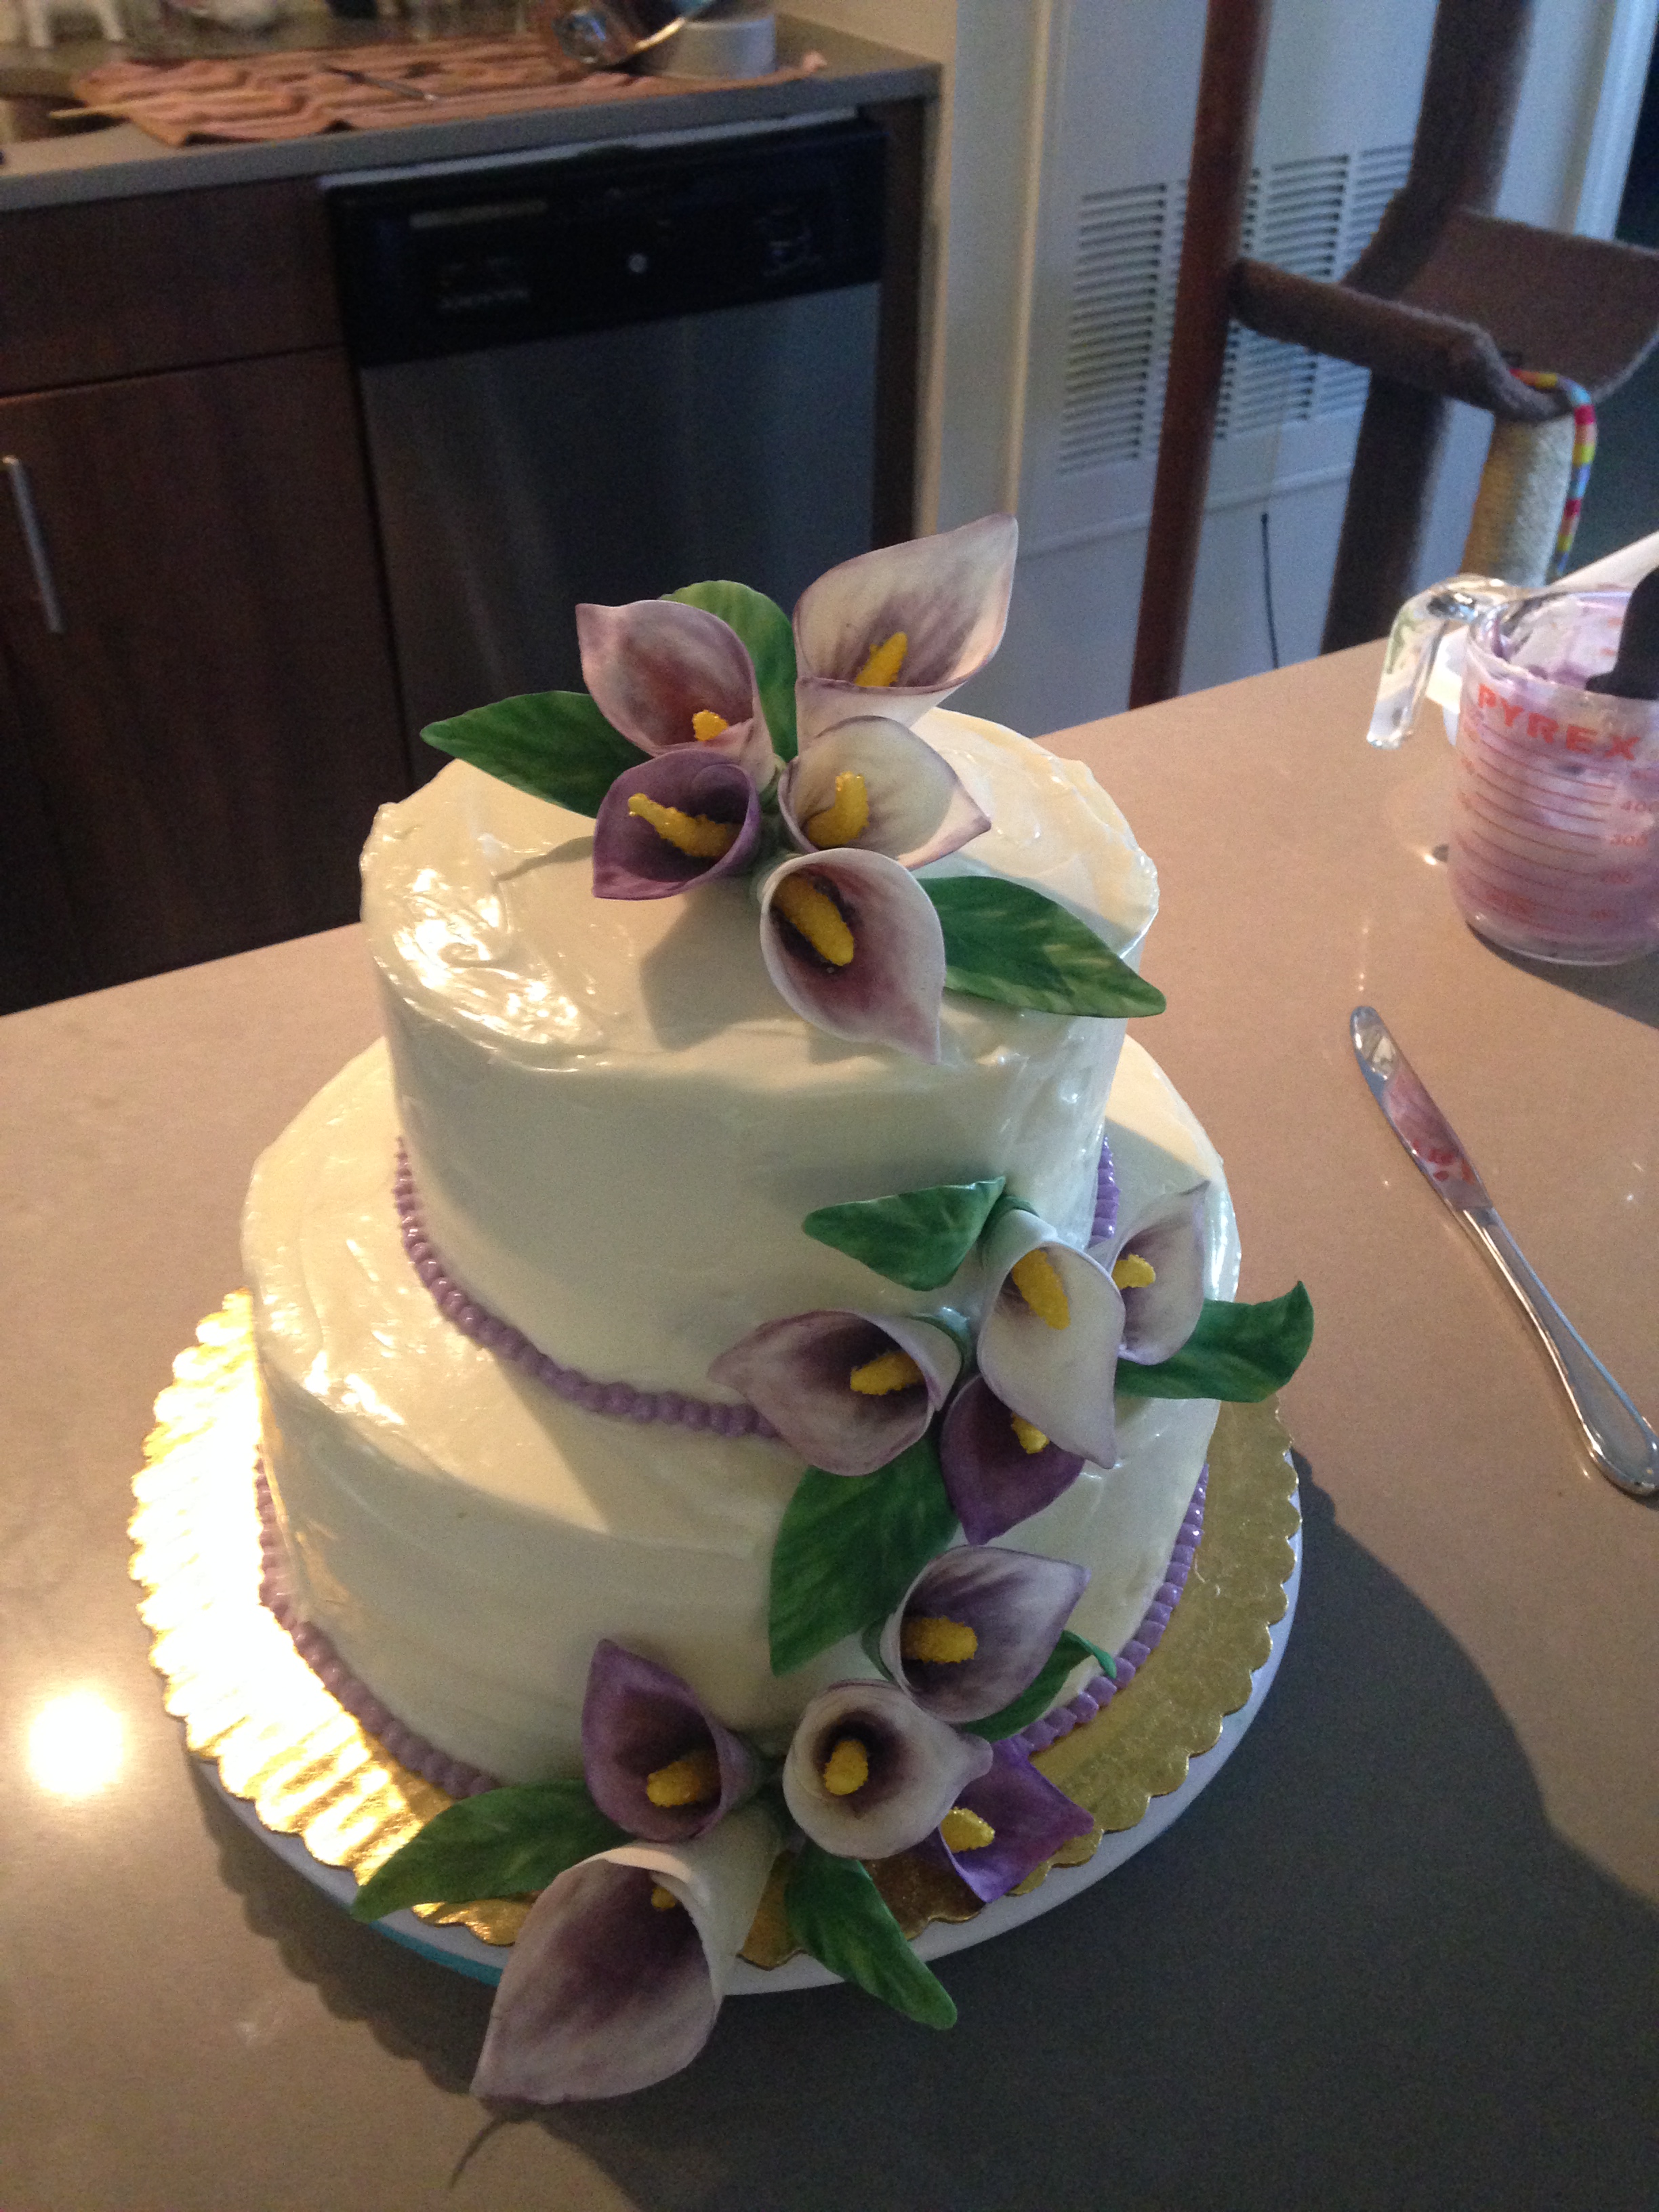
[0,178,409,1015]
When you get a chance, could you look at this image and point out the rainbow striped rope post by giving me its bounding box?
[1513,369,1597,581]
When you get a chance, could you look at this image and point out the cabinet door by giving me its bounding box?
[0,645,89,1014]
[0,349,409,996]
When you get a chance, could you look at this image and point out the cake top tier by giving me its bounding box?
[364,708,1158,1071]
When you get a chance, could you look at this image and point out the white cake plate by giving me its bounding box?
[207,1522,1299,1994]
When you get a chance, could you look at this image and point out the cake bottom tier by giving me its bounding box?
[245,1040,1238,1785]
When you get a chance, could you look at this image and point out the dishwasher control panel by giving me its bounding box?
[329,119,885,367]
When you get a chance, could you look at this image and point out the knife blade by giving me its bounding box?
[1351,1006,1658,1497]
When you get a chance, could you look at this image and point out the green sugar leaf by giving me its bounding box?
[668,580,798,761]
[785,1841,957,2029]
[922,876,1166,1018]
[349,1780,627,1922]
[423,690,649,816]
[963,1629,1107,1742]
[769,1437,958,1677]
[801,1177,1006,1292]
[1117,1284,1315,1401]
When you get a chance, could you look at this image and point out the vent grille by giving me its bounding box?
[1057,141,1413,475]
[1058,180,1182,472]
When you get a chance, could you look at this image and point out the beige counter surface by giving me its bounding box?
[2,642,1655,2209]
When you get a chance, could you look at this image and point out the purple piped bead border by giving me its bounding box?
[392,1145,779,1441]
[1010,1462,1208,1756]
[255,1465,502,1799]
[1090,1134,1119,1248]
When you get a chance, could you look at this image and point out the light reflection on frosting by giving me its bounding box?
[27,1691,124,1797]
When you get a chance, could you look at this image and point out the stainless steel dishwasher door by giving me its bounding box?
[359,281,880,739]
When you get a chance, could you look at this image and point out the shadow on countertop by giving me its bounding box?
[1483,938,1659,1031]
[201,1473,1659,2212]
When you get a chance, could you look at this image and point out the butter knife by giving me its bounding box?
[1351,1006,1659,1498]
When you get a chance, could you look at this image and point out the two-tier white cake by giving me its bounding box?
[244,706,1237,1786]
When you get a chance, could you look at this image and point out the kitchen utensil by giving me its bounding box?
[1351,1006,1658,1499]
[321,64,441,101]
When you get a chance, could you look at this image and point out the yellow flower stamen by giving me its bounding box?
[649,1883,680,1911]
[939,1806,996,1853]
[1112,1252,1157,1290]
[691,708,730,743]
[854,630,908,688]
[1010,1248,1071,1329]
[805,770,872,850]
[626,792,739,861]
[848,1349,924,1395]
[1010,1414,1050,1455]
[773,872,855,966]
[900,1614,979,1664]
[644,1746,722,1808]
[821,1737,869,1796]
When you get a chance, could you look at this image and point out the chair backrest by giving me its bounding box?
[1348,0,1535,297]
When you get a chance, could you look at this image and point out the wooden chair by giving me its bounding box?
[1130,0,1659,703]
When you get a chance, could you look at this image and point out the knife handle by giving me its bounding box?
[1465,1209,1659,1498]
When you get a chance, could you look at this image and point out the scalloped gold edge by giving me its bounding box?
[132,1298,1297,1961]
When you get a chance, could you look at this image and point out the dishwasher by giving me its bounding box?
[327,118,886,743]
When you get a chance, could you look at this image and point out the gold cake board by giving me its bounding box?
[130,1296,1300,1985]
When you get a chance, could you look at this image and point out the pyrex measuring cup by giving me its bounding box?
[1447,590,1659,965]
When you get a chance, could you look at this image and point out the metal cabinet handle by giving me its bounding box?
[3,455,66,634]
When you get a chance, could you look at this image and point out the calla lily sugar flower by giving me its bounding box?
[709,1309,960,1478]
[937,1374,1087,1544]
[581,1641,762,1844]
[975,1207,1124,1469]
[1092,1186,1209,1366]
[783,1678,993,1859]
[919,1738,1095,1904]
[793,514,1019,744]
[592,751,762,901]
[777,714,990,869]
[472,1805,777,2105]
[758,846,947,1061]
[878,1545,1088,1725]
[576,596,777,783]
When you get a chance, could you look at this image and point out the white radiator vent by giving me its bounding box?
[1057,141,1413,476]
[1057,180,1185,472]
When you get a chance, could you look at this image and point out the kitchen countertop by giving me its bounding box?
[0,10,935,209]
[3,640,1656,2208]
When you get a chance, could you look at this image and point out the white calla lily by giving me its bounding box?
[976,1207,1124,1469]
[793,515,1019,744]
[472,1805,777,2105]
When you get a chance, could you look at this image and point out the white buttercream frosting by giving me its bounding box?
[246,705,1231,1786]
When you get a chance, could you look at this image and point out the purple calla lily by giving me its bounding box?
[581,1641,762,1844]
[793,514,1019,745]
[783,1679,993,1860]
[758,848,947,1061]
[708,1311,960,1479]
[916,1739,1095,1904]
[976,1209,1124,1469]
[592,752,762,901]
[877,1545,1088,1724]
[777,716,991,871]
[472,1806,777,2105]
[1090,1187,1209,1365]
[576,598,777,783]
[937,1375,1086,1544]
